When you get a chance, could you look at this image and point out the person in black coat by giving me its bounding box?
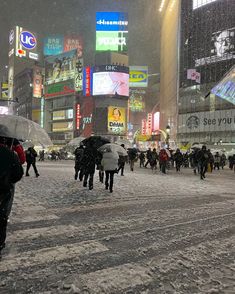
[144,148,152,168]
[25,147,39,177]
[117,144,127,176]
[81,146,96,190]
[196,145,209,180]
[74,144,85,181]
[173,149,183,172]
[0,136,24,259]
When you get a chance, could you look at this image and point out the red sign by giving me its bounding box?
[76,104,81,130]
[64,36,83,58]
[153,112,160,131]
[85,67,91,96]
[141,119,147,135]
[146,113,153,135]
[33,66,42,98]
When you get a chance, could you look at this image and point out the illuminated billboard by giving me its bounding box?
[108,106,126,135]
[33,66,42,98]
[92,65,129,97]
[44,35,83,57]
[129,89,145,112]
[43,35,64,56]
[45,49,77,85]
[1,83,8,99]
[96,12,128,52]
[52,121,73,132]
[129,66,148,88]
[211,65,235,105]
[14,26,39,60]
[45,80,75,98]
[83,66,93,96]
[52,109,73,121]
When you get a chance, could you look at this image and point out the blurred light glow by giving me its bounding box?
[159,0,166,12]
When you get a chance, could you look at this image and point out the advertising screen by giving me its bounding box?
[96,12,128,31]
[211,65,235,105]
[92,65,129,97]
[96,31,128,52]
[83,66,93,96]
[1,83,8,99]
[129,66,148,88]
[45,49,77,85]
[43,35,64,56]
[129,89,145,112]
[96,11,128,52]
[108,106,126,135]
[81,97,94,137]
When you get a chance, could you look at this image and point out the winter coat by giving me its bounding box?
[0,145,24,193]
[80,147,96,174]
[25,148,37,164]
[174,151,183,163]
[101,151,119,171]
[159,150,169,162]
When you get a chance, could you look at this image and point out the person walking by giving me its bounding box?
[159,149,169,174]
[117,144,127,176]
[0,136,24,259]
[25,147,39,177]
[207,149,214,173]
[81,146,96,190]
[74,143,85,181]
[221,153,226,169]
[214,152,221,170]
[174,149,183,172]
[144,148,152,168]
[150,148,158,171]
[139,152,145,168]
[38,150,45,161]
[128,148,137,171]
[101,150,119,193]
[196,145,209,180]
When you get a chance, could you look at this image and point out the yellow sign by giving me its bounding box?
[108,106,126,135]
[1,83,8,99]
[136,134,151,142]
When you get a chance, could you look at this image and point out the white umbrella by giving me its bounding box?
[98,143,128,156]
[115,138,132,149]
[0,114,52,146]
[67,136,86,146]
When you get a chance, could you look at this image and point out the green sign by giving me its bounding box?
[45,80,75,98]
[96,31,128,52]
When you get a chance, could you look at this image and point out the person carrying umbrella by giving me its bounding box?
[101,149,119,193]
[80,145,97,190]
[0,134,24,259]
[117,144,127,176]
[74,143,85,181]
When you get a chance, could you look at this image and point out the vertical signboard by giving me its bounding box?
[141,119,147,135]
[83,66,93,96]
[153,112,160,131]
[76,104,81,130]
[33,66,42,98]
[8,28,15,100]
[1,83,8,99]
[146,113,153,135]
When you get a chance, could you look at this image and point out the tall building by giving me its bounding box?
[178,0,235,145]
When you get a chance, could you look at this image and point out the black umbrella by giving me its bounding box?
[81,136,110,149]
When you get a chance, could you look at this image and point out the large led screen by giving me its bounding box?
[211,65,235,105]
[45,49,77,85]
[92,65,129,97]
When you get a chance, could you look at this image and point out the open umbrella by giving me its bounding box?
[98,143,128,156]
[0,114,52,146]
[81,136,110,149]
[115,138,132,149]
[67,136,86,146]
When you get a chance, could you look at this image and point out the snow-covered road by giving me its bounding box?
[0,161,234,293]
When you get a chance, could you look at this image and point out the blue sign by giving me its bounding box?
[96,12,128,32]
[43,35,64,56]
[20,31,37,49]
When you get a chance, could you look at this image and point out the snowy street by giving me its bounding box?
[0,160,234,293]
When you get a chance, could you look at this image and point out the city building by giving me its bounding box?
[177,0,235,145]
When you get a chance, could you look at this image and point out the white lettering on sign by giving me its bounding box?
[98,37,126,46]
[96,20,128,26]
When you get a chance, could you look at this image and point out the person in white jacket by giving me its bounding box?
[101,150,119,193]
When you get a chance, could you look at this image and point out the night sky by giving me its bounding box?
[0,0,161,77]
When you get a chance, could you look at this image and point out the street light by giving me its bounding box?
[166,125,171,147]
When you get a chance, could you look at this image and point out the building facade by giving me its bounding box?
[178,0,235,145]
